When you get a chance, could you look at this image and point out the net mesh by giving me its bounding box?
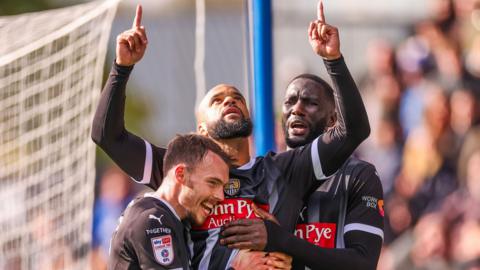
[0,1,119,269]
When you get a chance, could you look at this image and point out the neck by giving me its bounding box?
[155,179,187,220]
[214,137,250,166]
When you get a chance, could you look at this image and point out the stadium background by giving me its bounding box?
[1,0,479,269]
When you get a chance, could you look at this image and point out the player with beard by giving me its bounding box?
[222,74,384,270]
[220,3,384,270]
[108,134,230,270]
[92,3,370,269]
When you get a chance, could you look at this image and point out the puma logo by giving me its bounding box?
[148,214,164,225]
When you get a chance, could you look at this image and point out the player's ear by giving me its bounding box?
[197,122,208,136]
[174,164,187,184]
[327,111,336,129]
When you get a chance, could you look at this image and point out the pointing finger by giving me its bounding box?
[317,0,325,22]
[223,218,254,228]
[132,4,142,28]
[221,224,253,237]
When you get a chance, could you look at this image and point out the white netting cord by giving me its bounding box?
[0,1,119,269]
[194,0,206,107]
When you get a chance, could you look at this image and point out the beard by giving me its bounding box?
[207,117,253,140]
[283,117,327,149]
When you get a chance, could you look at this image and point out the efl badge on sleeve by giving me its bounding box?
[151,235,174,266]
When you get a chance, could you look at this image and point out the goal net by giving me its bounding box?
[0,0,119,269]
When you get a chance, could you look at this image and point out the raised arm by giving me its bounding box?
[91,5,164,189]
[309,1,370,177]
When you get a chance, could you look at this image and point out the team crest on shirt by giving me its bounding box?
[151,235,174,265]
[224,178,241,196]
[378,200,385,217]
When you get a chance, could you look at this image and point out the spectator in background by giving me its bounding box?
[360,38,398,88]
[91,166,135,270]
[357,39,402,198]
[396,30,432,138]
[442,128,480,269]
[448,215,480,270]
[359,113,401,197]
[452,0,480,54]
[409,212,450,270]
[380,129,480,270]
[388,83,458,237]
[450,87,478,142]
[465,36,480,77]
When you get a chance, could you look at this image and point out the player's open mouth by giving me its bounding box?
[223,107,241,118]
[201,202,213,216]
[289,120,308,136]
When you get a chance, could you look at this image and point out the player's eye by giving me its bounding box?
[211,98,222,105]
[233,95,243,102]
[207,180,219,187]
[284,99,293,106]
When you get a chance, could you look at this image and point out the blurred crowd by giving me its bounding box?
[356,0,480,269]
[91,166,138,269]
[91,0,480,269]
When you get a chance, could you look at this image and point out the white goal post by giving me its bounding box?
[0,0,119,269]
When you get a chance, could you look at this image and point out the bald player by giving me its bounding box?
[92,4,370,269]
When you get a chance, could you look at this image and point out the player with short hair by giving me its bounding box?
[222,73,384,269]
[92,3,370,269]
[108,134,230,270]
[220,3,384,269]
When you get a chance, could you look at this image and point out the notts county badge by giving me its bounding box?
[224,178,240,196]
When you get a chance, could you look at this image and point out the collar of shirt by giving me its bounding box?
[144,192,182,221]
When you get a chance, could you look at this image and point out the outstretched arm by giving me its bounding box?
[263,164,384,269]
[310,1,370,178]
[91,5,164,189]
[221,210,380,270]
[264,222,381,270]
[221,165,384,270]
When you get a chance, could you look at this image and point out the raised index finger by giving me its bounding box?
[132,4,142,28]
[317,0,325,22]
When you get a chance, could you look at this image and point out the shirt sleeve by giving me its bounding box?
[344,165,384,240]
[315,56,370,179]
[263,164,384,270]
[128,209,185,270]
[264,221,382,270]
[91,62,165,190]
